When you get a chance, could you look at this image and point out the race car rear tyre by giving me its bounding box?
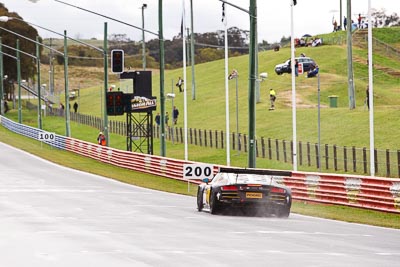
[209,191,220,215]
[197,188,204,212]
[276,206,290,218]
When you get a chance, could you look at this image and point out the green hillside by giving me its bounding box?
[70,28,400,151]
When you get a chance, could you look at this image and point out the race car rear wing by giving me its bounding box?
[218,167,292,177]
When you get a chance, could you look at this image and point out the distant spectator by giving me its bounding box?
[4,100,9,113]
[365,85,370,110]
[358,14,362,29]
[343,16,347,30]
[312,38,322,47]
[97,131,106,146]
[176,77,184,92]
[173,106,179,125]
[228,69,238,80]
[165,112,169,126]
[73,102,78,113]
[269,88,276,110]
[307,64,319,78]
[333,19,338,32]
[155,112,160,126]
[59,103,64,116]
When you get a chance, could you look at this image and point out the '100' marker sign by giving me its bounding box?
[38,131,56,142]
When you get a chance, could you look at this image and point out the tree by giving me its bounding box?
[0,4,40,98]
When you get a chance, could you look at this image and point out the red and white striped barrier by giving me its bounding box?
[2,114,399,215]
[64,137,400,214]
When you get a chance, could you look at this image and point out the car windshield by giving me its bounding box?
[227,173,273,184]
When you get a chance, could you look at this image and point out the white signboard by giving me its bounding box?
[38,131,56,142]
[183,164,214,180]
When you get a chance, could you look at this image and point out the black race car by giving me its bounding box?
[197,167,292,217]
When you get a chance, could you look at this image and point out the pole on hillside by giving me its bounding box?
[223,3,231,166]
[190,0,196,100]
[103,22,109,146]
[368,0,375,176]
[347,0,356,109]
[290,0,298,171]
[17,39,22,123]
[36,37,42,129]
[63,31,71,137]
[0,37,4,115]
[248,0,257,168]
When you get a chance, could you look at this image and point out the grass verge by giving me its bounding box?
[1,124,399,229]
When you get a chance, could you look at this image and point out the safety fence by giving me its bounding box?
[22,102,400,178]
[1,115,400,214]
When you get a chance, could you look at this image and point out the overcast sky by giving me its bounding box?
[1,0,399,43]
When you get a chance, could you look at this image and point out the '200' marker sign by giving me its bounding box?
[183,164,214,179]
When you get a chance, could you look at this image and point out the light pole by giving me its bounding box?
[223,2,231,166]
[367,0,375,176]
[347,0,356,109]
[190,0,196,100]
[218,0,257,168]
[290,0,298,171]
[0,38,4,115]
[229,70,239,155]
[141,3,147,70]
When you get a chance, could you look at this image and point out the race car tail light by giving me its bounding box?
[270,187,286,194]
[221,185,238,191]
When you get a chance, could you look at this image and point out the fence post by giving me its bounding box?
[199,129,203,147]
[299,141,302,166]
[261,137,265,158]
[374,149,378,174]
[203,129,207,147]
[315,143,320,169]
[344,146,348,172]
[221,130,224,149]
[238,133,242,152]
[215,130,218,149]
[363,147,368,174]
[325,144,329,170]
[291,140,294,164]
[256,139,259,158]
[334,145,338,171]
[232,132,235,150]
[268,138,272,160]
[244,134,247,152]
[209,130,213,148]
[275,139,279,161]
[352,146,357,172]
[283,140,287,163]
[386,149,390,177]
[194,128,198,145]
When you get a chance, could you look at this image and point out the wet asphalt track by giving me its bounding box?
[0,142,399,267]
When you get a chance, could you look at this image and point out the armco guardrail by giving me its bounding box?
[1,115,399,214]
